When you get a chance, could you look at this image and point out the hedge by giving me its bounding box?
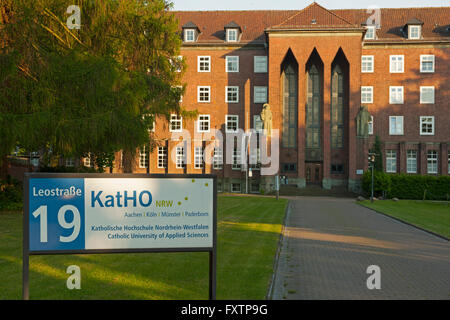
[362,171,450,200]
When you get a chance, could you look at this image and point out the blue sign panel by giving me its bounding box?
[29,178,85,251]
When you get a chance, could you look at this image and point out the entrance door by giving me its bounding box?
[305,163,323,185]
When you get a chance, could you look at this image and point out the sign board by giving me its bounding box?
[23,173,217,299]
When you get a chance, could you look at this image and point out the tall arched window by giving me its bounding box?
[331,64,344,148]
[282,62,298,148]
[306,64,320,150]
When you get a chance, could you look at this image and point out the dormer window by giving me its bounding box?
[364,26,376,40]
[404,18,423,40]
[182,21,200,42]
[408,25,421,39]
[224,21,242,42]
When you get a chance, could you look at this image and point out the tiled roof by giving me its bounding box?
[172,4,450,43]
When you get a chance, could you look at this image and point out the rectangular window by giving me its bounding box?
[226,86,239,103]
[254,56,268,73]
[361,55,374,73]
[427,150,438,174]
[406,150,417,174]
[364,26,376,39]
[227,29,238,42]
[249,148,261,170]
[197,114,210,132]
[139,147,148,169]
[176,146,185,169]
[197,56,210,72]
[408,25,421,39]
[226,56,239,72]
[197,86,211,102]
[389,86,404,104]
[194,147,204,169]
[213,147,223,170]
[231,183,241,193]
[65,158,74,167]
[84,153,93,167]
[226,115,239,133]
[390,55,404,73]
[368,115,374,135]
[157,147,167,169]
[361,86,373,103]
[254,86,267,103]
[386,150,397,173]
[448,151,450,174]
[254,115,263,133]
[420,55,435,73]
[420,86,434,104]
[169,114,182,132]
[184,29,195,42]
[232,147,241,170]
[420,116,434,135]
[389,116,404,135]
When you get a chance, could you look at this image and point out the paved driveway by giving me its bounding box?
[271,197,450,300]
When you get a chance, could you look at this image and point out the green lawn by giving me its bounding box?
[0,195,287,300]
[359,200,450,239]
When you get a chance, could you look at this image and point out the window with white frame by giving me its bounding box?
[213,147,223,170]
[389,116,404,135]
[139,147,148,168]
[364,26,376,39]
[427,150,438,174]
[254,56,268,73]
[386,150,397,173]
[254,115,263,133]
[169,114,182,132]
[368,116,374,135]
[389,86,404,104]
[197,114,210,132]
[420,116,434,135]
[227,29,238,42]
[226,56,239,72]
[420,55,435,73]
[197,56,210,72]
[361,86,373,103]
[176,146,185,169]
[406,150,417,173]
[226,115,239,133]
[184,29,195,42]
[408,25,421,39]
[390,55,404,73]
[226,86,239,103]
[249,148,261,170]
[448,151,450,174]
[254,86,267,103]
[194,146,204,169]
[65,158,74,167]
[361,55,374,73]
[84,153,93,167]
[232,147,241,170]
[157,146,167,169]
[197,86,210,102]
[420,86,434,104]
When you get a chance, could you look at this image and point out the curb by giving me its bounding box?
[266,200,291,300]
[357,202,450,242]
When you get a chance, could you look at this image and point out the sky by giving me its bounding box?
[171,0,449,11]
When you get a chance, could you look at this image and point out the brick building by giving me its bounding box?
[78,3,448,194]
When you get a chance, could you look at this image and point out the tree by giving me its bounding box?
[0,0,190,175]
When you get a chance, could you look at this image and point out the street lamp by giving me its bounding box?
[368,152,377,203]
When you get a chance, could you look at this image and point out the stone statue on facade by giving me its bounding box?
[356,105,371,138]
[260,103,273,137]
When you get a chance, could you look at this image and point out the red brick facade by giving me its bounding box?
[125,3,450,193]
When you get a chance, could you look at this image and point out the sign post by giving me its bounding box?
[23,173,217,300]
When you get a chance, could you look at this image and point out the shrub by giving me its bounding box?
[389,174,450,200]
[0,176,23,210]
[38,165,99,173]
[362,170,391,197]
